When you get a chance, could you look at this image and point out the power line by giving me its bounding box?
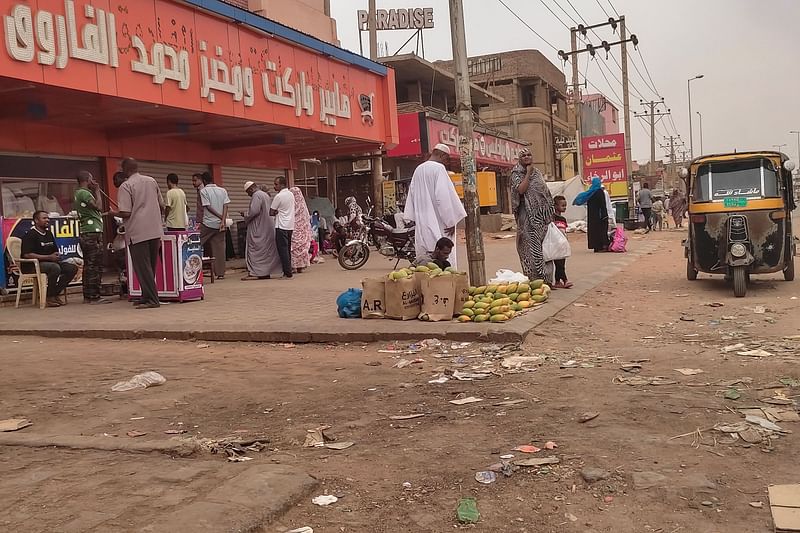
[594,0,611,18]
[636,47,662,100]
[548,0,580,28]
[537,0,571,30]
[496,0,559,52]
[606,0,620,17]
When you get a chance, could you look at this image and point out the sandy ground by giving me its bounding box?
[2,230,800,533]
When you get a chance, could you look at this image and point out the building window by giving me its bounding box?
[467,56,501,77]
[521,86,536,108]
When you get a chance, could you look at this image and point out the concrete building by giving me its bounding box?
[437,50,571,181]
[583,94,620,135]
[224,0,339,44]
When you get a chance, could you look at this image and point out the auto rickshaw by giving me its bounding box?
[682,151,796,297]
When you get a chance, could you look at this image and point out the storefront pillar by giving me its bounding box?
[326,161,337,207]
[371,152,383,216]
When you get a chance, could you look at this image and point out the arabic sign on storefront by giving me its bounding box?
[582,133,627,197]
[0,0,391,143]
[427,118,526,167]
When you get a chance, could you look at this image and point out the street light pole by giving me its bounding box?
[696,111,703,155]
[773,143,787,154]
[687,74,704,159]
[789,130,800,169]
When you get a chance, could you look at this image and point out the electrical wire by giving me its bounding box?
[497,0,559,52]
[606,0,620,18]
[594,0,611,19]
[537,0,571,30]
[549,0,581,28]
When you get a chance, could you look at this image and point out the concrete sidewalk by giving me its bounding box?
[0,234,660,343]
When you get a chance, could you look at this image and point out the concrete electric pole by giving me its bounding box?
[634,98,669,178]
[449,0,486,285]
[367,0,378,60]
[570,29,583,178]
[558,16,637,215]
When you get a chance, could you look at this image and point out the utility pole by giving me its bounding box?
[634,98,669,177]
[449,0,485,285]
[570,29,582,178]
[368,0,378,60]
[619,16,634,215]
[558,17,637,214]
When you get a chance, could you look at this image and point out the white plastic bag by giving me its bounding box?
[543,222,571,261]
[489,269,529,284]
[111,371,166,392]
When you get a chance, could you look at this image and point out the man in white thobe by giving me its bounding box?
[403,143,467,268]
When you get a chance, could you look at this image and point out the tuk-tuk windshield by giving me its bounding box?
[693,158,779,202]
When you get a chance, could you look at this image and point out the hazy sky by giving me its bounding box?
[331,0,800,164]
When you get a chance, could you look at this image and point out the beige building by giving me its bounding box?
[223,0,339,44]
[438,50,571,180]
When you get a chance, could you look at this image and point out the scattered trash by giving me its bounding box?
[724,388,741,400]
[130,416,145,420]
[288,528,314,533]
[737,349,774,358]
[304,425,333,448]
[749,501,763,509]
[513,445,541,454]
[126,430,147,438]
[493,399,526,407]
[456,497,480,524]
[579,412,599,423]
[364,361,382,366]
[449,397,483,405]
[501,355,542,372]
[544,441,558,449]
[573,303,588,308]
[164,429,186,435]
[701,500,714,507]
[621,363,643,373]
[769,484,800,531]
[312,495,338,506]
[428,375,450,384]
[514,456,560,467]
[745,415,784,432]
[227,455,253,462]
[500,454,515,459]
[580,467,610,483]
[564,512,578,522]
[615,376,678,386]
[402,482,412,489]
[679,316,695,322]
[675,368,705,376]
[390,414,426,420]
[475,471,497,484]
[722,343,746,353]
[197,343,210,349]
[0,418,32,432]
[753,306,766,314]
[706,302,724,307]
[111,371,166,392]
[393,358,425,369]
[648,290,660,293]
[324,441,355,450]
[452,370,492,381]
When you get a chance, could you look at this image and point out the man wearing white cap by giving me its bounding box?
[240,181,282,280]
[403,143,466,268]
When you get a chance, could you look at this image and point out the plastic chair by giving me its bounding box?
[6,236,47,309]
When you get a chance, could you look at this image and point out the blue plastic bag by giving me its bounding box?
[337,288,363,318]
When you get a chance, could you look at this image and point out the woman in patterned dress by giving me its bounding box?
[290,187,312,273]
[510,148,554,283]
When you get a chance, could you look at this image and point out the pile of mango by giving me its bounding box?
[457,279,550,323]
[388,264,464,280]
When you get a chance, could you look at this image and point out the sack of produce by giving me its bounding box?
[361,278,386,319]
[419,274,456,322]
[385,268,421,320]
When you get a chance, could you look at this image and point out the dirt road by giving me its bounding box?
[2,231,799,532]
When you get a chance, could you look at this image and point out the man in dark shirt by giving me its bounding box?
[414,237,454,270]
[21,211,78,307]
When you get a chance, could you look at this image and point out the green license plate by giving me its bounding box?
[723,197,748,207]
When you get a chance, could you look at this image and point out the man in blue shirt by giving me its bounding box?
[199,173,230,279]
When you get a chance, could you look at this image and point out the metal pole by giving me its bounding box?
[649,101,656,178]
[368,0,378,60]
[571,28,583,178]
[620,16,634,214]
[449,0,485,285]
[696,111,703,155]
[790,130,800,168]
[687,79,693,159]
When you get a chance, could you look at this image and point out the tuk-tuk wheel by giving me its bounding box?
[784,257,795,282]
[686,259,698,281]
[733,266,747,297]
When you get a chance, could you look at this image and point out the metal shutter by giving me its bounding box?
[221,166,286,257]
[136,161,210,202]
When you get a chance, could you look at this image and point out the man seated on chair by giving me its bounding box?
[21,210,78,307]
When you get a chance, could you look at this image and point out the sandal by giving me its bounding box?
[562,281,574,289]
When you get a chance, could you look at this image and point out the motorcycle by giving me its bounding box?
[338,216,416,270]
